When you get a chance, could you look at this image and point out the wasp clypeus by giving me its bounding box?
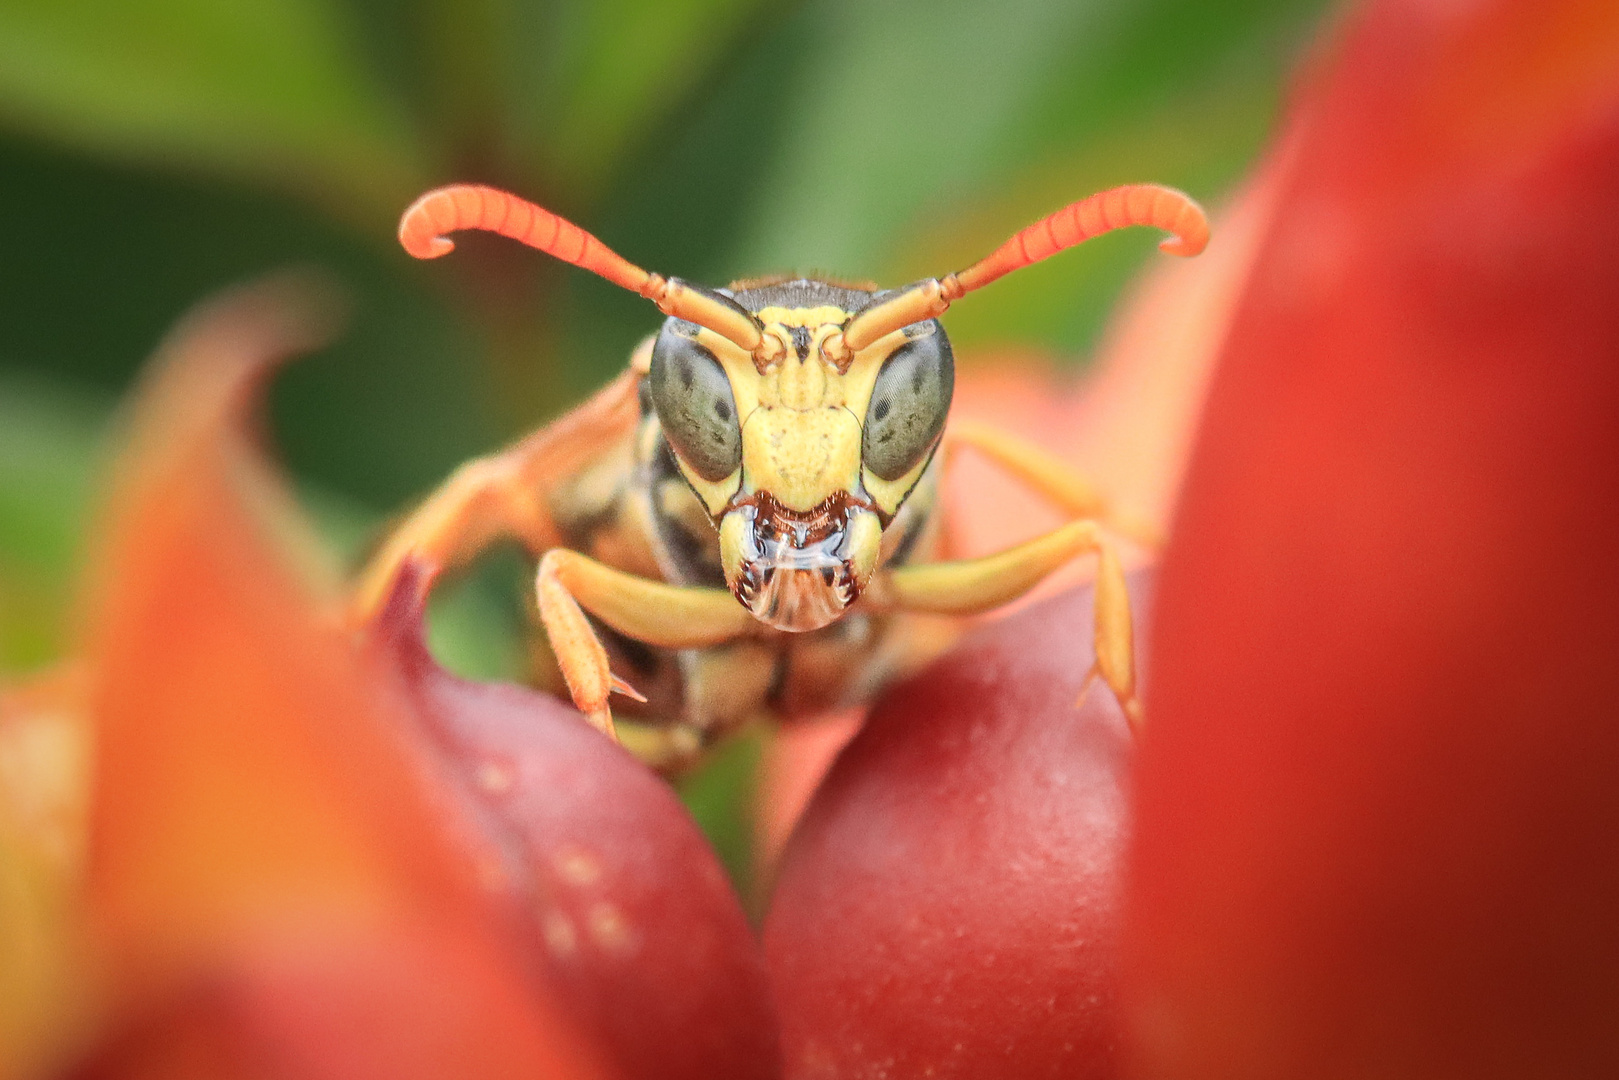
[354,181,1208,770]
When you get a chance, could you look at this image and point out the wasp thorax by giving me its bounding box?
[719,494,883,632]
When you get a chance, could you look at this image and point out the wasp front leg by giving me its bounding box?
[352,352,648,622]
[869,520,1141,731]
[874,419,1153,731]
[536,550,759,739]
[945,418,1162,550]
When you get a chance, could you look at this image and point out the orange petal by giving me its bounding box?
[76,276,610,1080]
[364,566,781,1080]
[0,664,91,1078]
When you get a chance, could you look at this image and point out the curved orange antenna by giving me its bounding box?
[400,184,652,292]
[953,183,1208,293]
[837,184,1208,357]
[399,184,766,357]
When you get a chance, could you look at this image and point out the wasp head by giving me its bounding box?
[645,278,954,632]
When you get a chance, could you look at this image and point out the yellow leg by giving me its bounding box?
[613,720,707,774]
[946,419,1162,549]
[536,549,758,739]
[871,519,1142,732]
[351,362,645,622]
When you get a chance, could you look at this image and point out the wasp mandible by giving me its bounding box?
[354,182,1208,770]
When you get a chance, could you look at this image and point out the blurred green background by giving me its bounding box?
[0,0,1333,884]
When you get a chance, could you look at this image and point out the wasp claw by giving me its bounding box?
[610,673,648,703]
[1120,696,1144,736]
[1075,664,1100,708]
[585,706,620,743]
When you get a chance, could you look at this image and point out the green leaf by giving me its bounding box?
[515,0,772,199]
[735,0,1100,276]
[0,0,428,224]
[679,727,765,907]
[911,60,1293,355]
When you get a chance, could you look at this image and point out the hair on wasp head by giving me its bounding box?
[396,182,1208,633]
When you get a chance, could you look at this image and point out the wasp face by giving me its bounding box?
[645,279,954,631]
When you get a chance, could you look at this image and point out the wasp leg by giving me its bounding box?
[352,354,648,622]
[536,549,758,740]
[870,520,1141,732]
[946,419,1161,549]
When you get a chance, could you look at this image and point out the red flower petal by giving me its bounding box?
[78,277,612,1080]
[765,577,1146,1079]
[1128,1,1619,1076]
[366,569,781,1080]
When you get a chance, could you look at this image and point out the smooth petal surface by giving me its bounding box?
[76,277,610,1080]
[766,576,1146,1080]
[368,572,781,1080]
[1129,1,1619,1077]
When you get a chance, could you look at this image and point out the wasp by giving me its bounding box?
[354,181,1208,770]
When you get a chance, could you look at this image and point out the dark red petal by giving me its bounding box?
[766,577,1146,1080]
[1128,1,1619,1077]
[368,567,781,1080]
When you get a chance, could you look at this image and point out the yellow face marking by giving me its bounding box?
[683,464,742,517]
[845,509,883,587]
[719,511,748,584]
[738,313,904,513]
[751,304,852,329]
[742,407,862,511]
[862,455,932,518]
[671,311,924,519]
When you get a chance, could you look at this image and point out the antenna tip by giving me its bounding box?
[1156,189,1210,258]
[398,225,455,259]
[1158,233,1207,258]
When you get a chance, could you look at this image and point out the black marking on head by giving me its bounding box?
[726,278,874,315]
[789,325,811,359]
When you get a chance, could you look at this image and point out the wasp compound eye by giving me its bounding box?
[648,324,743,481]
[862,328,954,481]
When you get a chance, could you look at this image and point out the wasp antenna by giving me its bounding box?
[399,184,765,357]
[837,184,1208,357]
[399,184,654,293]
[953,184,1208,294]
